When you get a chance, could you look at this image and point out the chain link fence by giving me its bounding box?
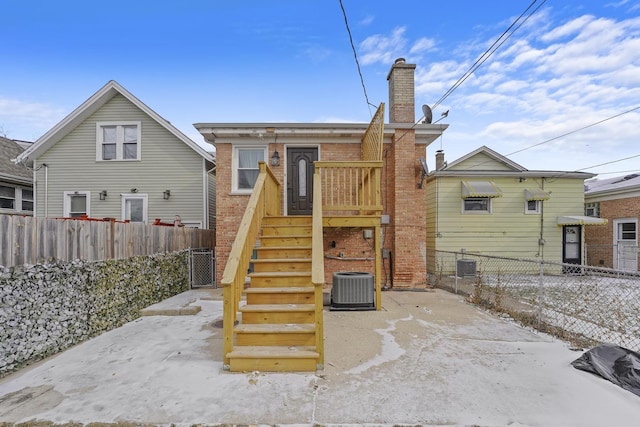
[189,248,216,288]
[428,250,640,351]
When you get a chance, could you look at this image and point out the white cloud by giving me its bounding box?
[411,10,640,173]
[0,97,66,141]
[410,37,436,54]
[359,27,408,65]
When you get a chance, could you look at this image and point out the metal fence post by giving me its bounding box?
[538,259,544,329]
[454,252,459,294]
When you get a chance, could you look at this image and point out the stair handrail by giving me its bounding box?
[312,169,325,368]
[221,161,281,367]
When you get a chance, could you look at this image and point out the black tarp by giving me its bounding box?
[571,344,640,397]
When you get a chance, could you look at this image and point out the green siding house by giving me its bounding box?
[16,81,216,229]
[425,146,604,274]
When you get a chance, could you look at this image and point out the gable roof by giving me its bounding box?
[585,173,640,197]
[0,137,32,185]
[16,80,214,164]
[428,145,594,180]
[444,146,526,171]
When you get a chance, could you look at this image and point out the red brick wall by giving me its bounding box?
[390,129,427,287]
[585,196,640,269]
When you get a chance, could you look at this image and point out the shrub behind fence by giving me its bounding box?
[428,250,640,351]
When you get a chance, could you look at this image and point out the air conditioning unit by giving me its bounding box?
[331,272,375,311]
[457,259,477,278]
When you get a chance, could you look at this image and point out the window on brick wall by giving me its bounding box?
[585,202,600,217]
[232,146,266,193]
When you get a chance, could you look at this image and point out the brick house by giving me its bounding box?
[195,59,448,289]
[584,173,640,271]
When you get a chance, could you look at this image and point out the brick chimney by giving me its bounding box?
[386,58,426,288]
[435,150,445,170]
[387,58,416,123]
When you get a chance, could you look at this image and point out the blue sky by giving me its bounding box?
[2,1,639,176]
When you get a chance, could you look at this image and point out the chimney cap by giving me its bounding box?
[394,57,406,64]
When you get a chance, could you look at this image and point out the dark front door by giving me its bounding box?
[562,225,581,273]
[287,147,318,215]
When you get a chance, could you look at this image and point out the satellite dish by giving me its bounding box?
[418,157,429,188]
[420,157,429,175]
[422,105,432,124]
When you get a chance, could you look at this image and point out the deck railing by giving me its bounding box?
[361,103,385,161]
[312,170,325,367]
[315,161,383,215]
[221,162,280,365]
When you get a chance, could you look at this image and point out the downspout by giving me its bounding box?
[539,177,545,259]
[43,163,49,218]
[206,162,216,230]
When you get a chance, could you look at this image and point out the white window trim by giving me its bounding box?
[121,193,148,223]
[524,200,541,214]
[63,191,90,218]
[231,145,267,194]
[0,185,31,213]
[96,121,142,162]
[461,197,492,214]
[181,221,203,228]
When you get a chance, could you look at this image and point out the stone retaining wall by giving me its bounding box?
[0,251,189,377]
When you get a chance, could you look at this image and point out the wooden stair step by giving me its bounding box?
[254,246,312,259]
[261,225,312,236]
[245,286,315,305]
[259,235,312,247]
[249,271,312,287]
[227,346,320,372]
[235,323,316,346]
[262,216,312,226]
[240,303,316,323]
[245,286,314,294]
[235,323,315,333]
[228,345,318,357]
[251,258,311,273]
[240,303,315,312]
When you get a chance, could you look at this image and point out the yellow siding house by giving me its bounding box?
[425,146,605,274]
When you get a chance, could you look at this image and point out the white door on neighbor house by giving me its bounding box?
[614,219,638,271]
[122,194,148,223]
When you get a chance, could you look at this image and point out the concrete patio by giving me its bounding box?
[1,287,639,426]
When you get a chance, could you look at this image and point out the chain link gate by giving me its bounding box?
[189,248,216,288]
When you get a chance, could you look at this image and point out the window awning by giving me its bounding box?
[461,181,503,198]
[525,188,550,201]
[557,215,608,226]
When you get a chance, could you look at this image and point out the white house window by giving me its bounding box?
[96,122,141,161]
[525,200,541,214]
[122,194,148,223]
[463,197,491,213]
[0,185,15,209]
[585,202,600,217]
[63,191,90,218]
[233,146,265,192]
[22,189,34,211]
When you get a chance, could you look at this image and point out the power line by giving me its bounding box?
[432,0,545,111]
[505,105,640,158]
[576,153,640,172]
[339,0,376,115]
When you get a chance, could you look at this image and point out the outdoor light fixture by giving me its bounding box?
[163,190,171,200]
[99,190,108,200]
[270,149,280,167]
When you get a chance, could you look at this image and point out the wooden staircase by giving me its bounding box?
[226,215,322,372]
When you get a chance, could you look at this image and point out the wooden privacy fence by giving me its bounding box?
[0,215,216,267]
